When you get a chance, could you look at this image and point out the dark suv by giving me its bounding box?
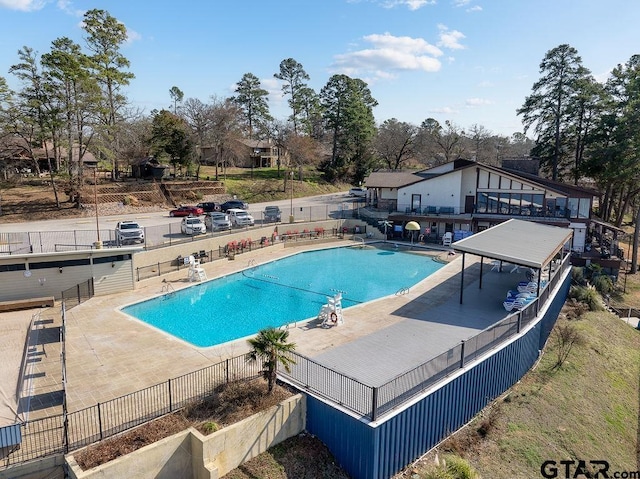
[220,199,248,211]
[196,202,221,213]
[263,206,282,223]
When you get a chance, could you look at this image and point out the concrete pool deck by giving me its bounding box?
[5,239,523,422]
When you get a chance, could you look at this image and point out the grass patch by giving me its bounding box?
[404,310,640,479]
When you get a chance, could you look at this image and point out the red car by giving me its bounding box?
[169,205,204,217]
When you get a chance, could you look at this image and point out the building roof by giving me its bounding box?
[452,219,573,268]
[364,171,424,188]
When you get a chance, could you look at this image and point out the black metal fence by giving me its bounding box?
[281,254,571,421]
[60,279,94,309]
[0,203,361,255]
[0,354,261,468]
[134,228,344,282]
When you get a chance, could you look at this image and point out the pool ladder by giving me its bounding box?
[161,281,176,295]
[395,286,410,296]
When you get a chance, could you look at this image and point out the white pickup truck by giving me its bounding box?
[115,221,145,245]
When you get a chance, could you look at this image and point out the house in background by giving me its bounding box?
[0,135,97,177]
[129,157,169,180]
[363,159,624,271]
[239,139,285,169]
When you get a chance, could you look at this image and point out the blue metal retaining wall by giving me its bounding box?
[306,272,571,479]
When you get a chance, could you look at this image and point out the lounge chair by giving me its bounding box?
[506,290,535,299]
[503,296,533,311]
[517,281,538,294]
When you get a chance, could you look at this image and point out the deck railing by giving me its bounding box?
[281,254,571,421]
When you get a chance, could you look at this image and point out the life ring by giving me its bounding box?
[330,312,338,324]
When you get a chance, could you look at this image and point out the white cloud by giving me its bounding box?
[466,5,482,12]
[466,98,491,106]
[0,0,47,11]
[126,27,142,44]
[431,106,458,114]
[381,0,436,10]
[56,0,83,16]
[437,24,466,50]
[452,0,470,6]
[477,80,494,88]
[332,32,443,80]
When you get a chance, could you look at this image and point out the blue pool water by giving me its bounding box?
[123,246,443,347]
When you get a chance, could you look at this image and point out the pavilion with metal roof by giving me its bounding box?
[452,219,574,303]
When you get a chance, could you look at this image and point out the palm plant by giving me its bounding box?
[246,327,296,394]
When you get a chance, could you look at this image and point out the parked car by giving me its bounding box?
[204,212,232,231]
[227,208,255,227]
[180,216,207,235]
[196,202,221,213]
[115,221,145,245]
[263,206,282,223]
[349,187,367,197]
[169,205,204,217]
[220,199,248,211]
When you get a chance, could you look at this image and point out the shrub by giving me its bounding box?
[568,285,603,311]
[552,319,585,367]
[591,274,614,296]
[419,454,480,479]
[202,421,219,434]
[571,266,586,286]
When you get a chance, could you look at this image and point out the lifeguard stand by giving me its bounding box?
[187,256,207,282]
[318,292,344,328]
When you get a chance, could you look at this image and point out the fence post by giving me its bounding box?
[76,284,81,305]
[157,262,161,277]
[371,387,378,421]
[459,340,465,368]
[226,358,230,383]
[168,378,172,412]
[517,312,522,333]
[97,403,103,440]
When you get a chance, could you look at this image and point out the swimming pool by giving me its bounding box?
[122,245,444,347]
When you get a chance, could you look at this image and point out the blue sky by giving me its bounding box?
[0,0,638,137]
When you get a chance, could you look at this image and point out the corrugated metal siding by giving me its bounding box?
[539,273,571,349]
[93,260,133,296]
[0,266,93,301]
[307,397,377,479]
[306,275,570,479]
[0,423,21,447]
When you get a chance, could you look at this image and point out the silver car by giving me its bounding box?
[204,212,232,231]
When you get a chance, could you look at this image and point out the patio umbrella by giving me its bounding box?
[405,221,420,246]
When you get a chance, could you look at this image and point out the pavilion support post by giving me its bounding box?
[459,252,466,304]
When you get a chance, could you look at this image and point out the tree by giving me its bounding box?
[206,95,244,179]
[169,86,184,115]
[467,124,493,163]
[274,58,310,135]
[150,109,194,176]
[517,44,591,181]
[232,73,272,139]
[82,9,134,180]
[41,36,98,193]
[433,120,467,163]
[319,74,377,183]
[245,327,296,394]
[180,97,213,179]
[374,118,417,169]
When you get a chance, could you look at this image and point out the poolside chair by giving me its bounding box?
[517,281,538,294]
[506,290,535,300]
[503,296,533,311]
